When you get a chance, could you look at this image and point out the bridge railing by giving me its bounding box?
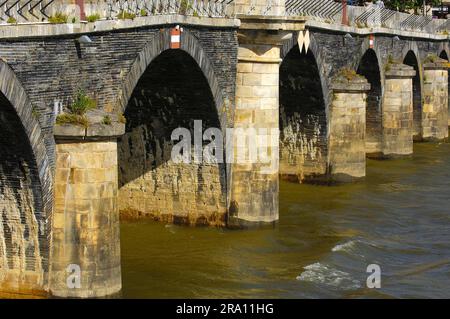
[105,0,235,18]
[0,0,236,24]
[285,0,450,35]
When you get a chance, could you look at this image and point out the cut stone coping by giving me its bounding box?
[237,14,306,31]
[423,57,450,70]
[305,18,449,41]
[54,109,125,141]
[0,15,240,39]
[331,76,371,93]
[385,63,416,78]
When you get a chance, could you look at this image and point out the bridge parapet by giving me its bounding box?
[286,0,450,36]
[0,0,237,24]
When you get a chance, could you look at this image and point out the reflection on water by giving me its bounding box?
[120,142,450,299]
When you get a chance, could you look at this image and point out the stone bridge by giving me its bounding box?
[0,0,448,297]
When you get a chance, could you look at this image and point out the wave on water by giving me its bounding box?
[296,262,361,290]
[331,240,356,253]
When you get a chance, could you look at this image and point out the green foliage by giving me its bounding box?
[140,9,148,17]
[48,12,68,24]
[69,89,97,115]
[102,115,112,125]
[180,0,193,15]
[117,10,136,20]
[424,53,439,63]
[87,13,101,23]
[384,0,441,13]
[55,89,97,127]
[7,16,17,24]
[338,67,363,81]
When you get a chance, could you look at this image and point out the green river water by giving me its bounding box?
[120,142,450,299]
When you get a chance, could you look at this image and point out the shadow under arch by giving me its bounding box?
[403,50,424,140]
[438,50,449,127]
[357,48,383,157]
[0,61,53,293]
[279,41,328,183]
[117,48,227,226]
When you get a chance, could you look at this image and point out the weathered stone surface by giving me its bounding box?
[329,77,370,181]
[50,139,121,298]
[383,63,415,156]
[280,45,327,183]
[229,30,282,226]
[422,59,449,141]
[117,49,227,227]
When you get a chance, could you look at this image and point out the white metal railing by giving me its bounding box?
[286,0,449,34]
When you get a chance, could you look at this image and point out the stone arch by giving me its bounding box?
[403,50,423,140]
[0,60,53,293]
[356,38,386,88]
[281,31,331,110]
[117,29,227,226]
[119,28,227,131]
[357,48,383,157]
[279,31,328,183]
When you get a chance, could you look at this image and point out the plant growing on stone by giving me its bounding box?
[49,12,68,24]
[424,54,438,64]
[338,68,363,82]
[69,89,97,115]
[102,115,112,125]
[87,13,101,23]
[118,113,126,124]
[117,10,136,20]
[179,0,193,15]
[56,89,97,127]
[56,113,89,127]
[7,16,17,24]
[140,9,148,17]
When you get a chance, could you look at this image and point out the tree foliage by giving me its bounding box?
[384,0,442,13]
[351,1,443,13]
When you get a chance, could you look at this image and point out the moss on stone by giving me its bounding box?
[48,12,68,24]
[56,113,89,127]
[86,13,101,23]
[117,10,136,20]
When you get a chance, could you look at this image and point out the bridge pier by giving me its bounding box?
[49,117,124,298]
[382,63,416,157]
[422,58,449,141]
[328,73,371,182]
[228,30,290,227]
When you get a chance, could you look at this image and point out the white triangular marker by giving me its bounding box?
[304,30,310,54]
[298,31,304,53]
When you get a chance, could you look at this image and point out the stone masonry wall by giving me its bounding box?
[0,95,45,294]
[0,26,237,172]
[279,47,327,183]
[382,65,415,157]
[118,50,227,227]
[422,66,449,141]
[328,78,370,182]
[50,140,121,298]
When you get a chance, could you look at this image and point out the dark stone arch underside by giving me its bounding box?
[404,51,423,140]
[117,49,227,226]
[357,49,383,156]
[0,93,45,292]
[279,47,327,183]
[439,50,450,127]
